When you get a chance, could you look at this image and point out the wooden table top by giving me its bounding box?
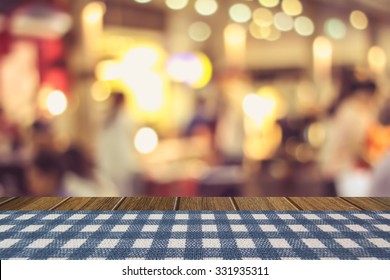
[0,197,390,211]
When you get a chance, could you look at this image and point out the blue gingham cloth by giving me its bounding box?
[0,211,389,260]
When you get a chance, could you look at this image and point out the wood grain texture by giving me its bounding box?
[0,197,16,206]
[341,198,390,210]
[178,197,235,210]
[288,197,360,210]
[116,197,176,210]
[370,198,390,208]
[234,197,298,210]
[0,197,66,210]
[53,197,121,210]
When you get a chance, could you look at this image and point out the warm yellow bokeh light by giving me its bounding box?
[224,23,246,45]
[242,93,276,124]
[258,0,280,8]
[313,36,332,59]
[368,46,387,74]
[307,122,326,148]
[91,81,111,102]
[82,2,106,24]
[253,8,273,27]
[294,16,314,36]
[134,127,159,154]
[249,22,271,39]
[281,0,303,16]
[194,0,218,16]
[229,3,252,23]
[188,21,212,42]
[266,26,281,41]
[134,0,152,3]
[350,10,368,30]
[46,90,68,116]
[123,47,160,71]
[95,60,121,81]
[165,0,189,10]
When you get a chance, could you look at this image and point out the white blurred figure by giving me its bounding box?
[320,78,378,196]
[96,93,140,195]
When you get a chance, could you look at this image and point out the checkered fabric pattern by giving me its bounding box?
[0,211,389,260]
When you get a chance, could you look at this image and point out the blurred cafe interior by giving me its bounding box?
[1,0,390,197]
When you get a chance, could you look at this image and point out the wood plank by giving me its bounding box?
[178,197,235,210]
[53,197,120,210]
[0,197,13,204]
[116,197,176,210]
[234,197,298,210]
[0,197,66,210]
[288,197,360,210]
[341,198,390,210]
[370,198,390,208]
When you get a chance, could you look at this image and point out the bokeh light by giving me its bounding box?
[281,0,303,16]
[134,0,152,3]
[294,16,314,36]
[95,60,121,81]
[91,81,111,102]
[167,52,213,89]
[188,21,212,42]
[224,23,246,45]
[165,0,189,10]
[194,0,218,16]
[134,127,159,154]
[368,46,387,73]
[258,0,280,8]
[274,12,294,32]
[313,36,332,59]
[253,8,274,27]
[83,2,106,24]
[249,22,271,39]
[46,90,68,116]
[229,3,252,23]
[350,10,369,30]
[324,18,347,40]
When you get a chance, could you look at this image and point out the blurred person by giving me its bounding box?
[26,150,63,196]
[320,75,378,196]
[369,98,390,196]
[96,92,140,195]
[61,145,120,196]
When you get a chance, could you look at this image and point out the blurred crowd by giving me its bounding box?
[0,68,390,197]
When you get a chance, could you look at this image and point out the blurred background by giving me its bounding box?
[1,0,390,197]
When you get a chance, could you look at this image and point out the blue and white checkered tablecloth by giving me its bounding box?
[0,211,389,260]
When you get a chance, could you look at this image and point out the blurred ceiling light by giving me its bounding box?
[368,46,387,74]
[46,90,67,116]
[242,93,276,123]
[123,47,160,71]
[281,0,303,16]
[95,60,121,81]
[195,0,218,16]
[306,122,326,148]
[11,4,73,39]
[249,21,271,39]
[273,12,293,32]
[165,0,189,10]
[229,3,252,23]
[134,0,152,3]
[83,2,106,23]
[188,21,212,42]
[253,8,273,27]
[294,16,314,36]
[224,23,246,45]
[350,10,368,30]
[313,36,332,59]
[324,18,347,40]
[258,0,280,8]
[134,127,159,154]
[167,52,212,89]
[91,81,111,102]
[266,26,281,41]
[124,72,165,112]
